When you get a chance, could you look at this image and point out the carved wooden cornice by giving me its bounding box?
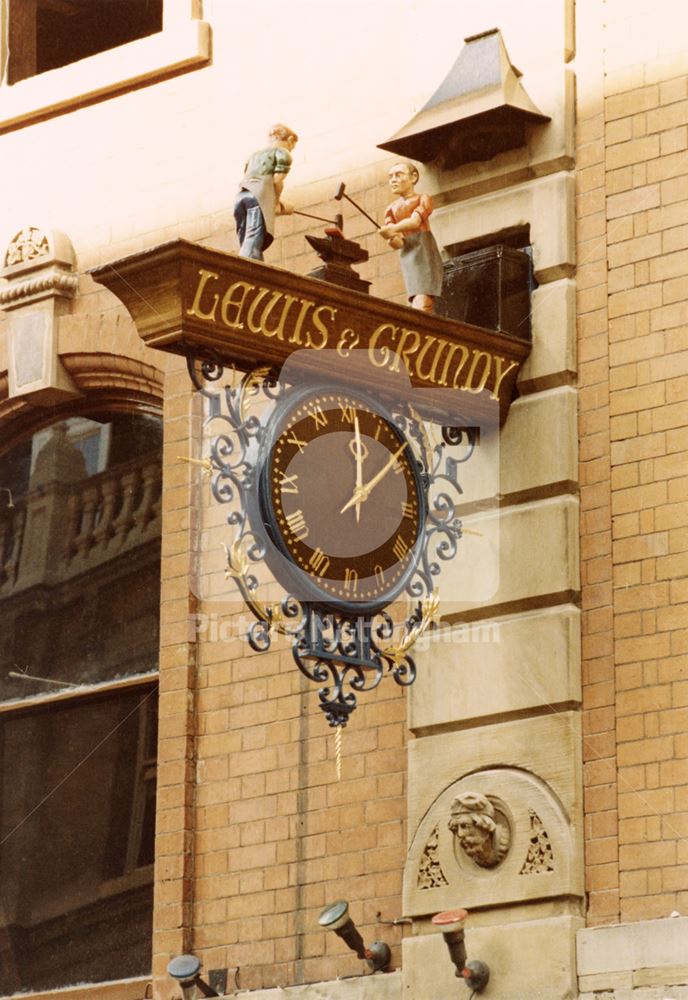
[90,239,532,426]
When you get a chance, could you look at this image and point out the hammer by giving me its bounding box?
[293,209,344,229]
[334,182,380,229]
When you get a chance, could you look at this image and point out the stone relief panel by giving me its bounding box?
[4,227,50,267]
[416,825,449,889]
[405,767,577,915]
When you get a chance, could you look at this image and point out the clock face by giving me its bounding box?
[261,389,424,608]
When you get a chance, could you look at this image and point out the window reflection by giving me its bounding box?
[0,412,161,995]
[0,413,162,702]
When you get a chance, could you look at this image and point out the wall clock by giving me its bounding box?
[258,386,426,612]
[187,356,476,728]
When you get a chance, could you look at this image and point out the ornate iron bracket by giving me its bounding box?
[185,354,476,727]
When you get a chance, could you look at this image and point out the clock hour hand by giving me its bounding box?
[340,441,408,515]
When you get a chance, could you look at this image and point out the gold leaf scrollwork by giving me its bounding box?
[383,590,440,666]
[239,366,273,423]
[224,541,302,638]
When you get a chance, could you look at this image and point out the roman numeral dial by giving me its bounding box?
[263,390,425,608]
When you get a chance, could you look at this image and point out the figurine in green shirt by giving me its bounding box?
[234,123,298,260]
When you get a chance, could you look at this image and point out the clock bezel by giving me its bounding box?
[256,384,427,614]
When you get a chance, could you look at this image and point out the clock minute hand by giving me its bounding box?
[340,441,408,515]
[354,415,363,524]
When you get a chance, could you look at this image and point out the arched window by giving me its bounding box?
[0,410,162,995]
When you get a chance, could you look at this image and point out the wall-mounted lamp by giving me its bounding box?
[432,909,490,993]
[167,955,220,999]
[319,900,391,972]
[0,488,14,509]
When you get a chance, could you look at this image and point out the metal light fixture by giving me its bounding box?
[432,909,490,993]
[0,488,14,509]
[167,955,220,1000]
[319,900,391,972]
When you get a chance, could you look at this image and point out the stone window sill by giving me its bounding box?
[0,18,210,134]
[12,978,151,1000]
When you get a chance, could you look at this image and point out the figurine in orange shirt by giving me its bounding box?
[378,161,444,312]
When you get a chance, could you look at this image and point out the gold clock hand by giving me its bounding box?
[346,414,368,523]
[354,415,363,524]
[340,440,408,514]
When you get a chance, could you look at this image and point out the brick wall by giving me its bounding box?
[152,172,411,992]
[578,0,688,927]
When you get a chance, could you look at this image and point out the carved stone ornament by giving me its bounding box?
[0,226,80,404]
[403,767,580,915]
[448,791,511,869]
[417,825,449,889]
[4,227,50,268]
[519,809,555,875]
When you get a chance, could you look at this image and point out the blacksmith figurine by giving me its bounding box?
[234,123,298,260]
[378,160,444,313]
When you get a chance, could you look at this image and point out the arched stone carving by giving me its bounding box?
[404,767,577,915]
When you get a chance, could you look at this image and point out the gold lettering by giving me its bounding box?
[246,287,272,333]
[390,327,421,374]
[491,356,519,400]
[286,509,309,541]
[306,304,337,350]
[186,268,220,322]
[344,568,359,593]
[336,327,360,358]
[220,280,255,329]
[368,323,398,369]
[461,350,492,394]
[278,471,299,494]
[400,500,414,519]
[415,335,449,384]
[392,535,409,561]
[339,402,356,424]
[308,404,328,430]
[374,564,385,588]
[448,344,471,389]
[260,291,298,340]
[287,431,307,454]
[288,298,316,345]
[309,548,330,575]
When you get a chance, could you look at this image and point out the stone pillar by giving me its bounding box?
[0,226,80,405]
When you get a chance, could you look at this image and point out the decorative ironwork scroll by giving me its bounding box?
[186,356,475,727]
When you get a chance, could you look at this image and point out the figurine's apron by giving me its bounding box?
[239,175,277,247]
[399,231,444,299]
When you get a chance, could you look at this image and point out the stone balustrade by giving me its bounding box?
[0,454,161,594]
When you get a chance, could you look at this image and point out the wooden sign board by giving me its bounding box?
[90,239,531,425]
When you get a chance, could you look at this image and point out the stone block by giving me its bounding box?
[404,714,583,914]
[221,972,402,999]
[432,173,575,284]
[634,966,688,988]
[500,387,578,496]
[445,386,578,508]
[434,495,579,612]
[402,915,582,1000]
[577,917,688,976]
[520,278,577,386]
[409,604,581,732]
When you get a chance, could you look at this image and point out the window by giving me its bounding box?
[0,0,210,133]
[7,0,163,85]
[0,411,162,995]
